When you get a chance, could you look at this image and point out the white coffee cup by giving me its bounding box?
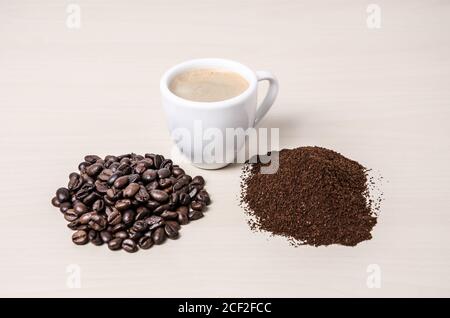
[160,58,278,169]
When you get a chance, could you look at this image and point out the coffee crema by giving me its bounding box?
[169,69,249,102]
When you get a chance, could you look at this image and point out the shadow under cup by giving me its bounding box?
[160,58,263,169]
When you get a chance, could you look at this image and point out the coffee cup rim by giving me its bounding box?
[160,58,257,109]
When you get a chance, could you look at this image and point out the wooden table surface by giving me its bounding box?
[1,0,449,297]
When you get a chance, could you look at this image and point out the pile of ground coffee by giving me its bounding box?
[240,146,379,246]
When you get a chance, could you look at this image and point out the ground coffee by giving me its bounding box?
[240,146,380,246]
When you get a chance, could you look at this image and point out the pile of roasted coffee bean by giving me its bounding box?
[51,153,211,252]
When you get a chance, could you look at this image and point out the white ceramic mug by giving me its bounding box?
[160,58,278,169]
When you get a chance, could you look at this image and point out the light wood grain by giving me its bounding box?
[0,0,449,297]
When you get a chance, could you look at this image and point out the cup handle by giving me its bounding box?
[254,71,279,126]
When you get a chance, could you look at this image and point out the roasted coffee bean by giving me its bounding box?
[122,209,136,225]
[81,173,95,184]
[92,199,105,212]
[145,200,160,211]
[128,174,141,183]
[71,197,80,204]
[145,180,159,192]
[188,187,198,199]
[105,206,114,216]
[160,210,178,220]
[153,155,163,168]
[104,160,115,168]
[106,187,121,200]
[64,209,78,222]
[177,212,189,225]
[145,215,164,230]
[178,185,189,194]
[95,180,109,193]
[79,211,96,224]
[196,190,211,205]
[162,187,173,195]
[109,162,120,171]
[73,201,88,215]
[78,161,91,172]
[191,201,205,212]
[51,196,61,207]
[165,221,180,239]
[160,159,173,170]
[152,227,166,244]
[59,202,72,213]
[191,175,205,188]
[107,209,122,225]
[114,231,129,239]
[123,183,140,198]
[69,171,79,180]
[172,166,185,178]
[103,196,115,206]
[135,186,150,203]
[138,236,154,249]
[83,191,101,205]
[56,187,71,203]
[88,230,103,246]
[132,220,147,232]
[68,173,83,191]
[173,178,189,191]
[157,168,171,179]
[120,157,132,165]
[105,155,118,162]
[117,158,132,170]
[72,230,89,245]
[117,153,131,160]
[114,175,129,189]
[150,189,169,203]
[179,174,192,183]
[115,199,131,211]
[84,155,101,163]
[88,229,96,241]
[142,169,157,183]
[67,220,80,230]
[97,168,113,182]
[111,223,126,233]
[122,239,138,253]
[176,206,189,215]
[154,204,170,214]
[89,215,107,231]
[129,231,143,241]
[107,172,123,186]
[75,183,94,200]
[135,206,151,221]
[134,162,148,174]
[86,163,103,177]
[108,238,123,251]
[159,178,172,188]
[179,193,191,206]
[188,210,204,220]
[100,230,113,243]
